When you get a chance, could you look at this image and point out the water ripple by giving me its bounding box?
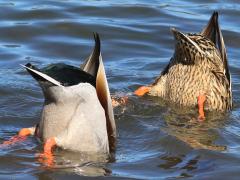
[0,0,239,179]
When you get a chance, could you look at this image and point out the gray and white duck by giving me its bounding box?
[3,34,116,159]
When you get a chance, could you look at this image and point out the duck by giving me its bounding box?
[134,12,232,120]
[3,33,116,158]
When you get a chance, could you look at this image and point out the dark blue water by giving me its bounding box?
[0,0,240,179]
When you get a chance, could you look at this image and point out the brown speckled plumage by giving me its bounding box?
[148,12,232,111]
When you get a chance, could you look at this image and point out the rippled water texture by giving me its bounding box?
[0,0,240,179]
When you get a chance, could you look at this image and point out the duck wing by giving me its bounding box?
[96,53,116,154]
[81,33,116,153]
[81,33,100,77]
[171,28,206,65]
[22,63,63,87]
[23,63,95,87]
[201,11,230,86]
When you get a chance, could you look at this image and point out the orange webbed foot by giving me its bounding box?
[134,86,151,96]
[198,95,206,121]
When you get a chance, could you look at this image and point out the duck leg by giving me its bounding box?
[38,137,57,167]
[0,126,36,146]
[134,86,151,96]
[43,137,57,155]
[198,94,206,120]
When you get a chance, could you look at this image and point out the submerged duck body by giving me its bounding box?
[136,12,232,114]
[23,33,116,154]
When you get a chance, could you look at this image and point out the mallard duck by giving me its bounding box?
[3,34,116,157]
[135,12,232,119]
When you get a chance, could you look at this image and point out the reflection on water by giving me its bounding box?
[158,155,199,178]
[43,151,111,177]
[163,106,227,151]
[0,0,240,179]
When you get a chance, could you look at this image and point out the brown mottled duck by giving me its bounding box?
[135,12,232,120]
